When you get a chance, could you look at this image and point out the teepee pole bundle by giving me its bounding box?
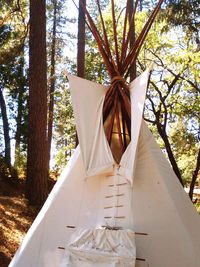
[75,0,164,159]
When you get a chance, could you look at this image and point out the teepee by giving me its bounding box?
[9,1,200,267]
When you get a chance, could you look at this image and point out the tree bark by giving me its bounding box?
[189,149,200,200]
[0,86,11,167]
[77,0,86,78]
[75,0,86,147]
[26,0,48,205]
[128,0,136,81]
[14,57,25,169]
[47,0,57,170]
[156,123,184,186]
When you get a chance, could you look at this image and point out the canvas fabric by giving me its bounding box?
[118,70,149,184]
[68,74,115,177]
[60,228,136,267]
[68,71,149,184]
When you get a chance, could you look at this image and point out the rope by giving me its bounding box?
[111,75,126,85]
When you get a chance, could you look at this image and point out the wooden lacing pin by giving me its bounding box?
[115,204,123,208]
[105,195,114,198]
[136,258,146,261]
[116,182,127,186]
[66,225,76,229]
[116,193,124,197]
[104,206,113,209]
[114,216,125,219]
[58,246,65,250]
[135,232,148,236]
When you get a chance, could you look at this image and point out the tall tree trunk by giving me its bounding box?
[47,0,57,170]
[77,0,86,78]
[128,0,136,81]
[0,87,11,167]
[75,0,86,147]
[189,149,200,200]
[26,0,48,205]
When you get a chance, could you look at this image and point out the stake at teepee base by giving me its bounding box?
[9,1,200,267]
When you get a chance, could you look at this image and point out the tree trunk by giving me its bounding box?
[157,123,184,186]
[75,0,86,147]
[14,57,25,170]
[128,0,136,81]
[47,0,57,170]
[189,149,200,200]
[26,0,48,205]
[14,87,23,168]
[0,86,11,167]
[77,0,86,78]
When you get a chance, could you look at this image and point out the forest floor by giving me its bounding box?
[0,178,55,267]
[0,180,39,267]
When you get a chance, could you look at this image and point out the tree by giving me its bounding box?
[26,0,48,205]
[46,0,76,171]
[47,0,58,170]
[138,12,200,192]
[0,86,10,166]
[0,0,28,64]
[0,1,28,173]
[0,54,27,180]
[77,0,86,78]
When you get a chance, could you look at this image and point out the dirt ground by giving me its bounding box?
[0,181,39,267]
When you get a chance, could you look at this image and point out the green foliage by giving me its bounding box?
[46,0,77,170]
[169,120,199,184]
[195,203,200,214]
[164,0,200,40]
[0,0,28,64]
[0,53,28,165]
[53,77,76,170]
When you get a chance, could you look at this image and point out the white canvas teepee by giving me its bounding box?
[9,72,200,267]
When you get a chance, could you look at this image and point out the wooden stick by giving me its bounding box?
[122,0,164,75]
[107,93,118,145]
[136,258,146,261]
[79,0,114,76]
[96,0,118,72]
[120,0,129,64]
[125,0,164,77]
[115,99,124,152]
[121,0,139,64]
[111,0,120,68]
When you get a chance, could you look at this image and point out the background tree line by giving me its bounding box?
[0,0,199,205]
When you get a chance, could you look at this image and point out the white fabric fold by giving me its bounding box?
[119,70,149,184]
[60,228,136,267]
[68,70,149,183]
[67,74,115,177]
